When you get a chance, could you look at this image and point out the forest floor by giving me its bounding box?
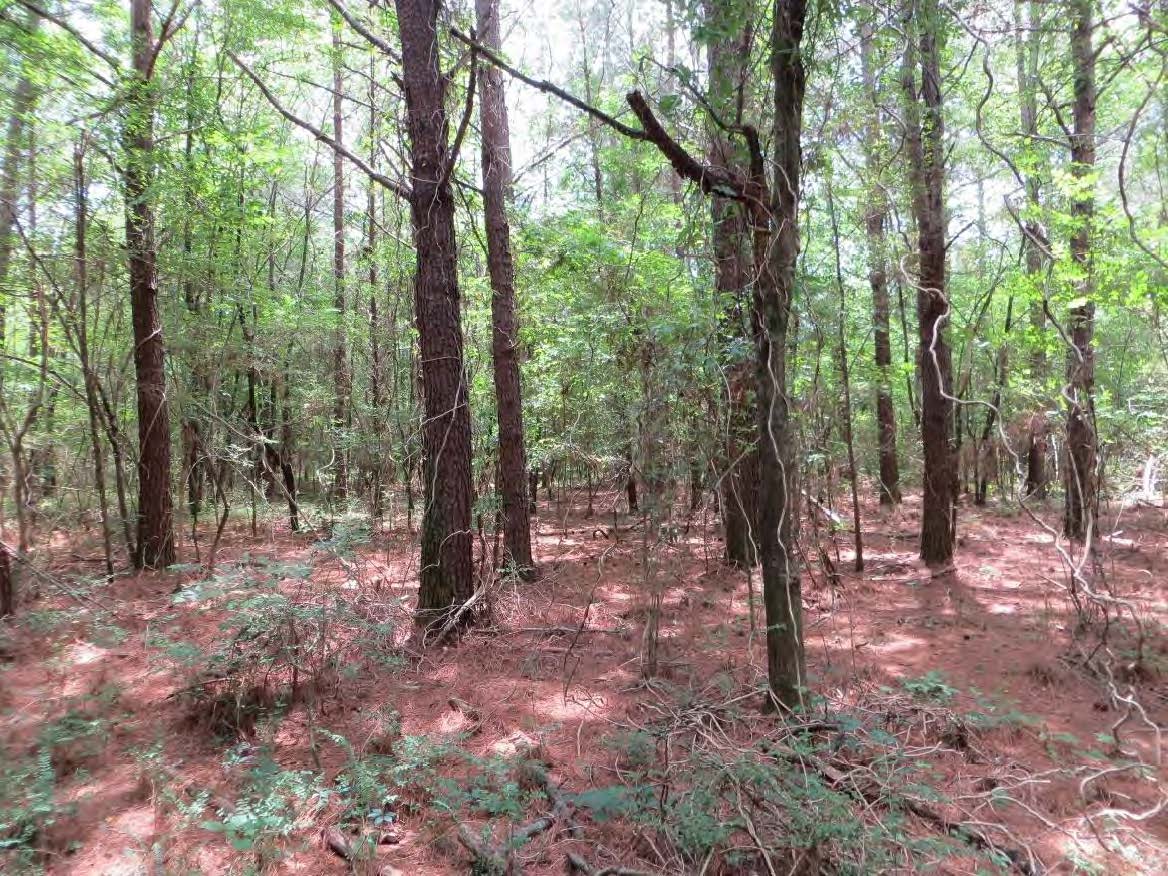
[1,490,1166,875]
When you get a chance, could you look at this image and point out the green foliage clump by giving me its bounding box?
[0,748,61,870]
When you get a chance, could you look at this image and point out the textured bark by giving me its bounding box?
[476,0,533,577]
[74,145,113,576]
[279,361,299,532]
[1063,0,1097,541]
[903,0,956,567]
[126,0,175,569]
[755,0,807,709]
[707,0,758,568]
[367,41,385,520]
[0,543,11,617]
[1016,0,1049,499]
[859,18,900,505]
[331,21,351,502]
[828,184,864,571]
[625,0,808,707]
[396,0,474,623]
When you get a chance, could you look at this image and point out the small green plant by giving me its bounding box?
[0,748,60,866]
[901,670,958,702]
[202,750,329,865]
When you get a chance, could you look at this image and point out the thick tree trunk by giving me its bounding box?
[707,0,759,568]
[396,0,474,624]
[0,543,11,617]
[860,18,901,506]
[126,0,175,569]
[903,0,956,567]
[331,21,351,503]
[754,0,808,710]
[1064,0,1097,541]
[476,0,534,578]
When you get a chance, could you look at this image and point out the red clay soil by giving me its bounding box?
[0,490,1165,875]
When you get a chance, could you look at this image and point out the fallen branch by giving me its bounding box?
[456,759,582,872]
[428,582,491,647]
[565,851,652,876]
[762,740,1035,874]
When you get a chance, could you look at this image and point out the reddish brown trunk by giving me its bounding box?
[903,0,956,566]
[126,0,175,569]
[396,0,474,622]
[331,21,351,502]
[0,543,12,616]
[754,0,807,709]
[1017,0,1049,500]
[707,0,759,567]
[476,0,533,578]
[1064,0,1097,541]
[860,18,900,505]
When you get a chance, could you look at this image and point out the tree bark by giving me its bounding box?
[903,0,956,567]
[367,39,385,521]
[706,0,759,568]
[828,182,864,571]
[74,144,114,577]
[1063,0,1097,541]
[395,0,474,624]
[476,0,534,578]
[1016,0,1049,499]
[125,0,175,569]
[860,17,901,505]
[331,19,351,503]
[755,0,807,708]
[0,12,37,349]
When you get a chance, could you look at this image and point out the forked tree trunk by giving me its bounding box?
[859,17,901,505]
[476,0,534,578]
[396,0,474,624]
[624,0,808,708]
[1063,0,1097,541]
[126,0,175,569]
[903,0,956,567]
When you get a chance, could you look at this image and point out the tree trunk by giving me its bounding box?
[903,0,956,567]
[706,0,759,568]
[0,11,37,350]
[74,144,114,577]
[860,17,901,505]
[754,0,808,709]
[624,448,638,514]
[367,47,385,520]
[1016,0,1049,499]
[331,20,351,503]
[1063,0,1097,541]
[126,0,175,569]
[0,543,11,617]
[395,0,474,624]
[476,0,534,578]
[828,182,864,571]
[279,353,300,532]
